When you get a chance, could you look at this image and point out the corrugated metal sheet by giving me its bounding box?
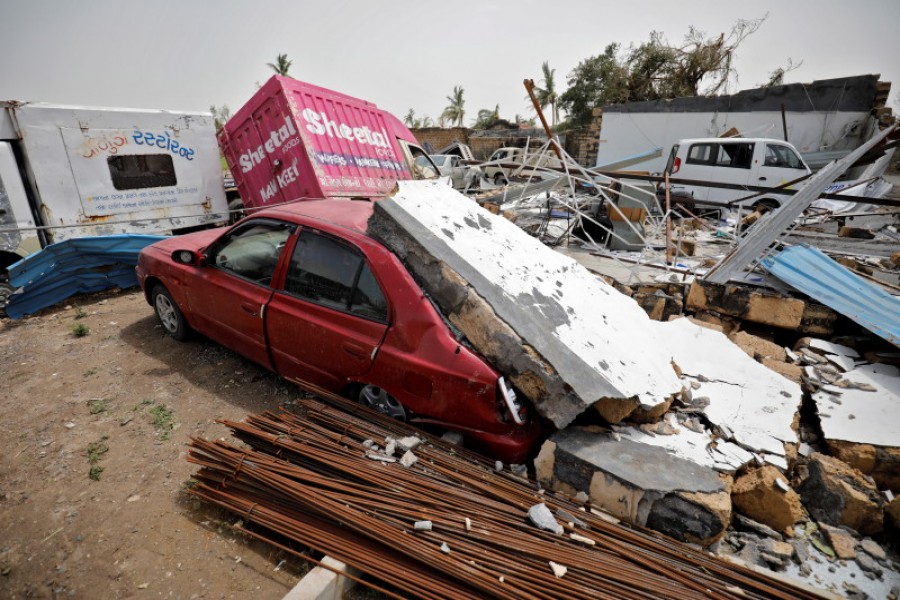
[761,244,900,346]
[5,234,165,319]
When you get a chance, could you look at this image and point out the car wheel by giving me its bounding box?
[357,384,406,421]
[0,280,14,317]
[152,284,190,341]
[493,173,506,186]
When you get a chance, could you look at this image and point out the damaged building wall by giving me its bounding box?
[594,74,889,173]
[369,180,682,429]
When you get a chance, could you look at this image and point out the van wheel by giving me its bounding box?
[0,280,14,317]
[753,199,780,213]
[228,199,245,225]
[493,173,507,186]
[152,284,190,341]
[357,384,406,421]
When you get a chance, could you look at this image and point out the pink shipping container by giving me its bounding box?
[219,76,436,211]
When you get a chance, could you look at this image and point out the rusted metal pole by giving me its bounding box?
[523,79,563,160]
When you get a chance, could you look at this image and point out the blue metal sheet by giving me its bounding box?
[5,234,166,319]
[761,244,900,346]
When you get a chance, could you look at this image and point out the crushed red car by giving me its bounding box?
[136,199,541,463]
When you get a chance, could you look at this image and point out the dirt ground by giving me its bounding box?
[0,288,312,599]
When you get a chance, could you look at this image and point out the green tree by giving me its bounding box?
[441,85,466,128]
[559,44,629,127]
[267,53,293,77]
[559,16,771,127]
[533,61,560,126]
[472,104,500,129]
[209,104,231,130]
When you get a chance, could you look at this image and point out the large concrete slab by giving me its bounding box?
[652,318,802,464]
[370,181,682,428]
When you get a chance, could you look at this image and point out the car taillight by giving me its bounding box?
[497,376,526,425]
[672,157,681,174]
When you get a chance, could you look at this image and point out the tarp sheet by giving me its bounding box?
[5,235,166,319]
[761,244,900,346]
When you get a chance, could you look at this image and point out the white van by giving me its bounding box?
[663,138,811,210]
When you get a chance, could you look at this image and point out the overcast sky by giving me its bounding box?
[2,0,899,125]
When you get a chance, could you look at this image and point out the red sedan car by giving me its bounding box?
[136,199,541,463]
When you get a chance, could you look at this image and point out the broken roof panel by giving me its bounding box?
[372,181,682,428]
[652,318,802,462]
[761,244,900,346]
[814,363,900,447]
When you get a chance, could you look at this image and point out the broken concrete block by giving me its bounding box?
[593,396,640,423]
[370,182,682,428]
[651,318,801,464]
[733,513,783,540]
[796,453,884,536]
[827,440,900,493]
[859,538,886,562]
[728,331,787,362]
[399,451,418,468]
[819,523,857,559]
[760,357,804,384]
[536,428,730,545]
[414,520,432,531]
[856,552,884,577]
[687,280,837,334]
[731,466,805,533]
[527,503,562,535]
[814,363,900,492]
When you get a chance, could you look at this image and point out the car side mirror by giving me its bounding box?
[171,249,205,267]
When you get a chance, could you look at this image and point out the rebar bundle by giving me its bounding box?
[187,388,822,599]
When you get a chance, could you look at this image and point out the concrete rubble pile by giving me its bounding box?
[368,179,900,598]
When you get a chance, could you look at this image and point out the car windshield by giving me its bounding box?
[429,155,449,167]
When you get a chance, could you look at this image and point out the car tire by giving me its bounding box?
[356,384,406,421]
[151,284,190,341]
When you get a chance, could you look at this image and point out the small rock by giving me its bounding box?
[569,533,595,546]
[791,539,810,564]
[760,538,793,562]
[820,524,856,560]
[440,542,450,554]
[549,561,567,578]
[494,461,504,472]
[573,491,589,504]
[859,539,886,561]
[126,495,140,503]
[399,451,417,468]
[137,583,149,589]
[413,521,432,531]
[1,567,10,576]
[365,452,396,463]
[527,503,563,535]
[397,436,421,452]
[384,440,397,456]
[888,585,899,600]
[733,514,782,540]
[556,508,588,529]
[441,431,464,446]
[510,464,527,477]
[856,552,883,577]
[464,517,471,532]
[64,422,75,429]
[774,478,790,493]
[799,563,812,577]
[760,551,787,570]
[361,439,375,449]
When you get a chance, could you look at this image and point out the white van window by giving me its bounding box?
[764,144,804,169]
[716,143,754,169]
[687,144,714,165]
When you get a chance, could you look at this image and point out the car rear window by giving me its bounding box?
[285,231,388,322]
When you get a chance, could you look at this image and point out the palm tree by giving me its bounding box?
[267,53,293,77]
[441,85,465,128]
[473,104,500,129]
[534,61,560,126]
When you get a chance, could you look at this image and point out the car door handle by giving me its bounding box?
[758,176,767,181]
[240,302,259,317]
[341,342,367,359]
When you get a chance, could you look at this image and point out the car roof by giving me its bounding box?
[255,199,375,234]
[676,138,795,145]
